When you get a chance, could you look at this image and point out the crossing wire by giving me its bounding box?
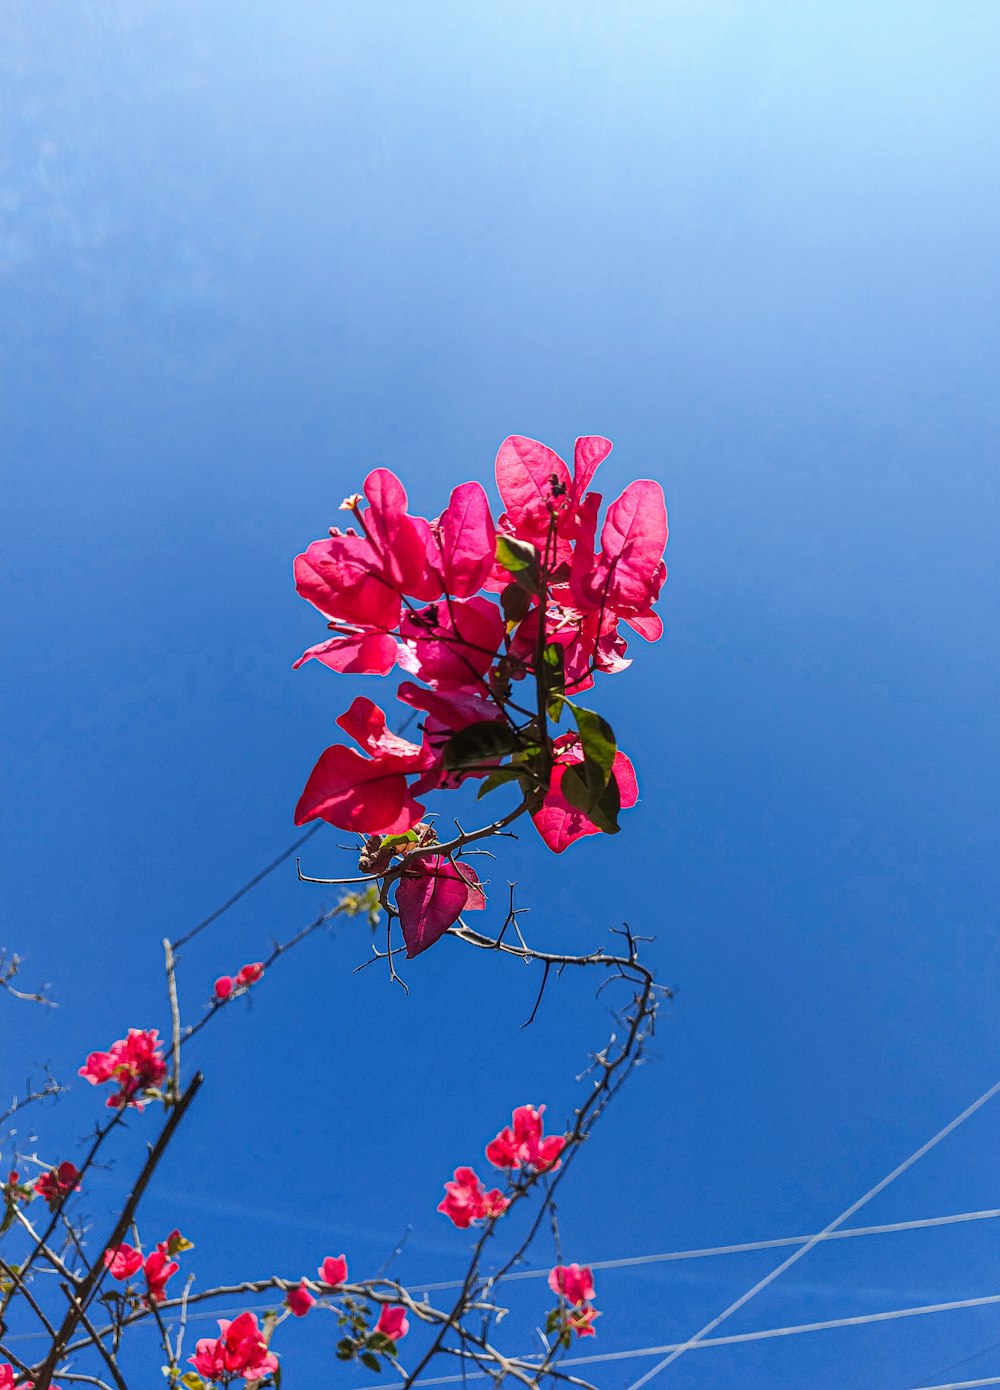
[622,1074,1000,1389]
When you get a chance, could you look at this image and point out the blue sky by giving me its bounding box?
[2,3,1000,1386]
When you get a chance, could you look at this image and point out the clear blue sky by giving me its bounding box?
[3,4,1000,1386]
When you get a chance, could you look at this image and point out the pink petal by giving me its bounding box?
[436,481,497,597]
[596,480,668,613]
[571,436,612,502]
[336,697,426,763]
[292,631,399,675]
[294,745,424,834]
[397,856,481,957]
[495,435,571,535]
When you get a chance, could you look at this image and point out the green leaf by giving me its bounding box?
[441,721,519,771]
[568,705,616,783]
[495,535,541,593]
[336,1338,356,1361]
[476,767,526,800]
[366,1332,397,1354]
[542,643,565,720]
[360,1352,382,1373]
[179,1375,205,1390]
[561,760,621,835]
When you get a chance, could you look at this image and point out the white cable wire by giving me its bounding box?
[911,1380,1000,1389]
[7,1204,998,1344]
[623,1074,1000,1390]
[354,1291,1000,1387]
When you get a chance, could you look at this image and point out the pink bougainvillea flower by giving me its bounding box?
[548,1264,595,1307]
[292,626,399,677]
[397,597,504,691]
[486,1105,566,1173]
[235,962,264,987]
[143,1248,179,1304]
[396,855,484,958]
[286,1281,315,1317]
[33,1161,81,1207]
[531,734,639,854]
[214,975,234,1001]
[375,1304,410,1343]
[493,435,613,561]
[437,1167,509,1229]
[295,698,432,835]
[318,1253,348,1287]
[104,1243,144,1281]
[78,1029,168,1110]
[569,477,668,631]
[431,480,497,598]
[294,469,440,633]
[190,1312,278,1383]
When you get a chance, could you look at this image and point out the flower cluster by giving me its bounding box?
[293,436,667,953]
[213,961,265,1001]
[32,1161,81,1209]
[104,1228,192,1304]
[190,1313,278,1385]
[547,1263,599,1340]
[438,1102,567,1228]
[437,1167,509,1229]
[78,1029,168,1110]
[485,1104,565,1173]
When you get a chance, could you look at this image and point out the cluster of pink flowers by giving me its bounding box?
[438,1104,567,1228]
[548,1263,598,1338]
[293,436,667,956]
[104,1228,191,1304]
[190,1313,278,1384]
[78,1029,168,1110]
[32,1161,81,1209]
[281,1253,408,1349]
[213,960,265,1001]
[485,1104,566,1172]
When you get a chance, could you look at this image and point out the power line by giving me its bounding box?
[172,825,321,949]
[623,1074,1000,1390]
[355,1291,1000,1389]
[9,1204,1000,1344]
[910,1380,1000,1390]
[906,1336,1000,1390]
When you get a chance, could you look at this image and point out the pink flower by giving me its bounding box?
[33,1161,81,1207]
[143,1248,179,1303]
[486,1105,566,1173]
[78,1029,168,1110]
[190,1313,278,1382]
[375,1304,409,1343]
[285,1281,315,1317]
[548,1264,595,1307]
[437,1167,509,1229]
[295,698,431,835]
[396,855,485,958]
[103,1243,144,1280]
[0,1366,31,1390]
[397,597,504,691]
[318,1253,348,1287]
[214,976,234,1001]
[157,1228,193,1258]
[431,481,496,598]
[294,469,440,634]
[235,962,264,987]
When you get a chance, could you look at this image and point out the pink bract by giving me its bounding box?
[375,1304,410,1343]
[190,1312,278,1383]
[318,1253,348,1287]
[437,1166,509,1229]
[396,856,484,959]
[286,1281,315,1317]
[104,1243,144,1281]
